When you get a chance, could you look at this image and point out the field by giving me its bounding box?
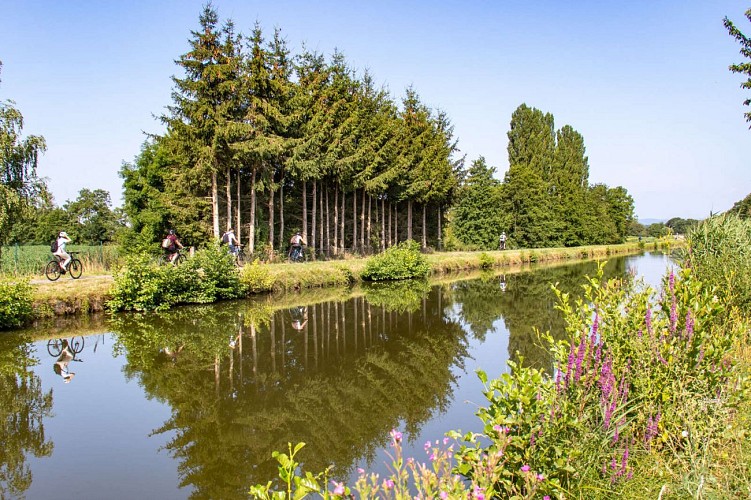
[1,244,121,276]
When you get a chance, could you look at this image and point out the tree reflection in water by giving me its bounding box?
[0,333,54,498]
[110,284,469,499]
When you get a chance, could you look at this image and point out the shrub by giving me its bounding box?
[240,259,274,293]
[478,252,494,270]
[361,240,430,281]
[109,244,246,311]
[0,277,33,329]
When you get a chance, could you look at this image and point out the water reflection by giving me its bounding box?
[0,333,54,498]
[0,253,668,498]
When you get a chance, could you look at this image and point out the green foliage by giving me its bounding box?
[0,63,47,251]
[109,244,245,311]
[724,8,751,125]
[478,252,494,270]
[685,213,751,312]
[240,259,274,293]
[0,277,32,329]
[361,240,430,281]
[449,157,504,249]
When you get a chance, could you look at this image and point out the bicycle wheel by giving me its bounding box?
[69,258,83,279]
[175,253,187,265]
[47,339,63,357]
[45,260,61,281]
[69,336,85,354]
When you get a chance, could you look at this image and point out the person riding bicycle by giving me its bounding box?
[53,231,73,273]
[289,231,305,260]
[221,228,240,257]
[163,229,184,264]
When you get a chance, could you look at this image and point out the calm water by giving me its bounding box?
[0,252,673,499]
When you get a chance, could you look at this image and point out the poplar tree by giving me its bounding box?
[553,125,589,246]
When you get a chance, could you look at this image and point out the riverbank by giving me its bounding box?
[23,241,665,321]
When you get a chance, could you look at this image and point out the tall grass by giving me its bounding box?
[0,244,121,276]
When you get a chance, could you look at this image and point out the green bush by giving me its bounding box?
[239,259,274,293]
[686,213,751,312]
[109,244,246,311]
[478,252,494,270]
[361,240,430,281]
[0,277,33,329]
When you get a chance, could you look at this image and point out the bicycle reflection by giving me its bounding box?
[46,335,106,383]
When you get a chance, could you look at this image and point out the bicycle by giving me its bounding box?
[159,248,187,266]
[45,251,83,281]
[288,245,306,263]
[229,244,246,267]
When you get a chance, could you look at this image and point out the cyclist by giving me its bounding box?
[499,231,507,250]
[221,228,240,258]
[289,231,305,261]
[163,229,184,264]
[53,231,73,273]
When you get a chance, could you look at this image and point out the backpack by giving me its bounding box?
[221,232,230,244]
[50,239,58,253]
[161,237,172,249]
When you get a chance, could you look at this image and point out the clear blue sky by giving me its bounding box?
[1,0,749,221]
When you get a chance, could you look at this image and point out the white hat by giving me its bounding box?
[59,231,68,237]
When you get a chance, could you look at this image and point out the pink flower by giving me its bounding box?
[383,479,394,490]
[331,481,345,496]
[536,473,545,481]
[424,440,432,451]
[544,496,551,500]
[440,492,448,499]
[520,464,531,472]
[357,467,365,475]
[390,429,403,443]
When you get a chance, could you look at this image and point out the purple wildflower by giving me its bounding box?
[383,479,394,490]
[574,331,587,383]
[685,311,694,341]
[521,464,531,472]
[332,481,345,496]
[645,308,652,336]
[565,341,576,388]
[390,429,402,444]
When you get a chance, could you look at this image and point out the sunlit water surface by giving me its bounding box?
[1,252,673,499]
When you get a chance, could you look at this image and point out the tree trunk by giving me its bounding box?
[352,188,357,253]
[394,202,399,245]
[340,190,346,252]
[361,189,366,252]
[334,185,339,256]
[226,166,232,231]
[312,181,317,254]
[326,186,330,256]
[278,181,284,251]
[407,199,413,241]
[387,201,392,248]
[422,203,427,249]
[236,170,241,243]
[367,193,371,253]
[319,183,324,257]
[268,183,275,253]
[248,167,257,253]
[211,169,220,238]
[380,197,385,251]
[437,205,442,250]
[302,181,308,245]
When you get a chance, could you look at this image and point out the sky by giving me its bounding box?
[1,0,749,221]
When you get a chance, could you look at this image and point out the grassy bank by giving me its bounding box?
[6,241,665,324]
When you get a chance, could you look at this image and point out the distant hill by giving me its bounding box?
[638,218,666,226]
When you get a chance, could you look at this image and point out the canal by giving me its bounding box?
[0,252,673,499]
